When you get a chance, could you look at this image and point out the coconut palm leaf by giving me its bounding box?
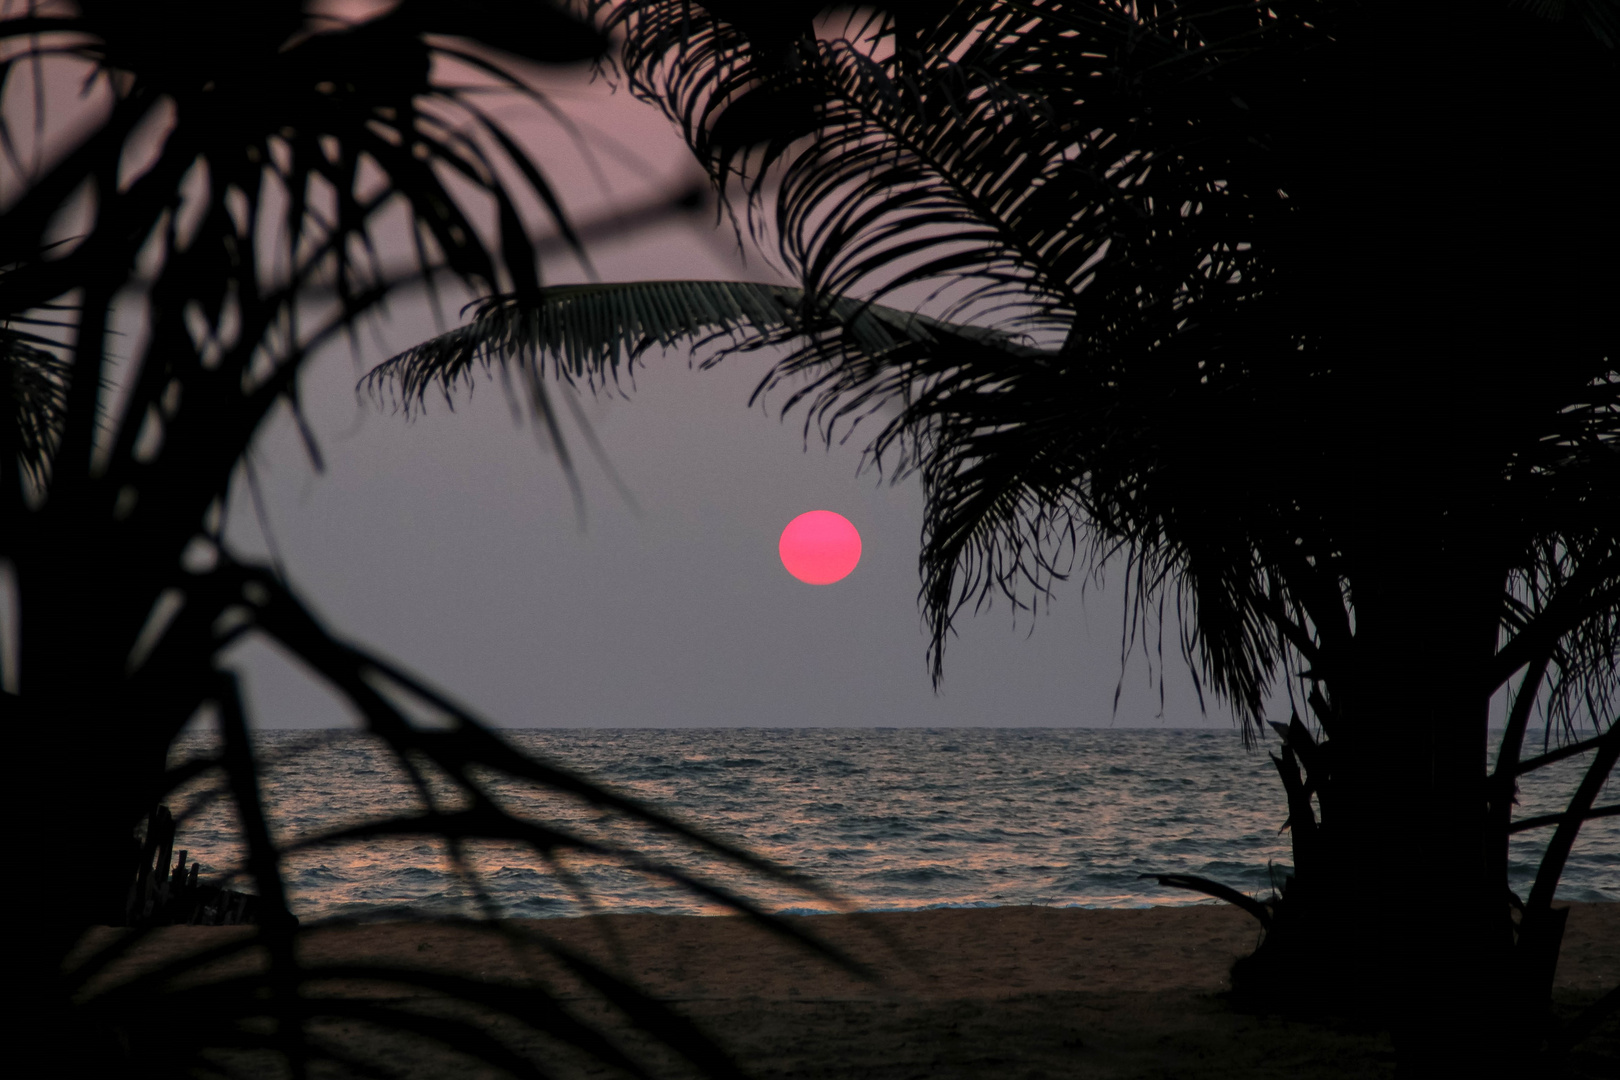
[594,2,1352,714]
[65,545,862,1075]
[0,321,70,493]
[603,0,1620,733]
[3,3,865,1076]
[362,279,1045,439]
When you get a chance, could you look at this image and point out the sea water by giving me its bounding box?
[164,728,1617,921]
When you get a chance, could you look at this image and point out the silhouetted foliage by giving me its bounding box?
[0,3,846,1076]
[373,3,1619,1073]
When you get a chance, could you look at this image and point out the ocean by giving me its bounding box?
[165,727,1617,922]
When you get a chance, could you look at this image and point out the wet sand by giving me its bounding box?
[72,902,1618,1078]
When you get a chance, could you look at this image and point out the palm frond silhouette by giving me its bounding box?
[372,1,1620,1070]
[1,2,853,1075]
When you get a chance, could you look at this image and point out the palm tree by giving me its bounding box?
[369,2,1620,1072]
[0,3,837,1074]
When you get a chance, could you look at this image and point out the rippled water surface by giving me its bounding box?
[166,728,1617,921]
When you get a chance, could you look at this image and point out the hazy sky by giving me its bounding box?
[219,59,1243,731]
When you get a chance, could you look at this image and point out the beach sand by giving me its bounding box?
[73,903,1617,1078]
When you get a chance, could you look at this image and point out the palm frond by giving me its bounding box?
[361,278,1042,421]
[67,550,864,1076]
[608,1,1326,326]
[3,4,868,1077]
[0,323,70,493]
[595,0,1620,747]
[593,1,1348,721]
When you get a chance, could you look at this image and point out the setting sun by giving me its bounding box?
[778,511,862,585]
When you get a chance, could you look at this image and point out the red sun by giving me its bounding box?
[779,511,862,585]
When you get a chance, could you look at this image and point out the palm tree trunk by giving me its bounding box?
[1238,539,1524,1074]
[1329,552,1517,1075]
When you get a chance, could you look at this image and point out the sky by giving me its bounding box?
[212,55,1246,731]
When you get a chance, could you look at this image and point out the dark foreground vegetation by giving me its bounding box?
[0,3,836,1077]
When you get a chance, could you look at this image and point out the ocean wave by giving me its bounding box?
[167,727,1618,920]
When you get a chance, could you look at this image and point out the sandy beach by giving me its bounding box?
[73,903,1618,1078]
